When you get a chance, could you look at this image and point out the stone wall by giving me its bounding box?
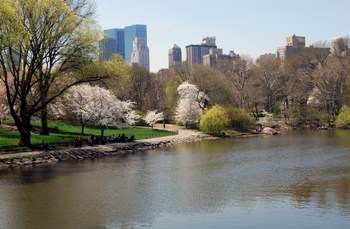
[0,136,211,171]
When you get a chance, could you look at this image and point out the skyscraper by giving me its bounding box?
[100,25,149,70]
[124,25,148,64]
[100,37,117,61]
[186,37,217,67]
[131,37,150,71]
[168,44,182,67]
[102,28,125,60]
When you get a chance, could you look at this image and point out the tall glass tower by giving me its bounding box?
[124,25,147,64]
[103,28,125,59]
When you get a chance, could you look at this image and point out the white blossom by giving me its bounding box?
[52,84,137,133]
[144,110,164,127]
[125,110,141,126]
[175,82,209,125]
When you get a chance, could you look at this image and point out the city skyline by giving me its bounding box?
[96,0,350,72]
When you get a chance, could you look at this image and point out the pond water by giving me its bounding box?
[1,130,350,228]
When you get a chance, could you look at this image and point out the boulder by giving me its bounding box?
[261,127,279,135]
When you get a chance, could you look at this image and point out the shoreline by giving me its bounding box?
[0,129,215,171]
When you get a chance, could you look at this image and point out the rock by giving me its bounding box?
[261,127,279,135]
[22,159,32,166]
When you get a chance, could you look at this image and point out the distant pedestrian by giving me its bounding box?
[88,135,94,146]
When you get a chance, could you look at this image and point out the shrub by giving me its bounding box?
[307,108,331,124]
[335,105,350,128]
[225,107,255,130]
[199,105,228,135]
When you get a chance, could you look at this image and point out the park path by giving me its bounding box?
[139,125,206,143]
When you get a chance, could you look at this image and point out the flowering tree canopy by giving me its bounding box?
[144,110,164,127]
[53,84,137,136]
[175,82,209,125]
[125,110,141,126]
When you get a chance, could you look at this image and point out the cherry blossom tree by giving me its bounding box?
[91,90,135,137]
[125,110,141,126]
[144,110,164,128]
[175,82,209,127]
[52,84,137,136]
[52,84,100,134]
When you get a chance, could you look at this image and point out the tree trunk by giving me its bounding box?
[100,126,104,137]
[81,123,85,135]
[298,100,307,122]
[40,105,49,135]
[15,113,32,147]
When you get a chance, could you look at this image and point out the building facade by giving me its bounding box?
[168,44,182,67]
[186,37,217,67]
[100,37,117,61]
[104,28,125,59]
[277,35,330,61]
[100,24,149,71]
[131,37,150,71]
[203,48,237,67]
[277,35,305,59]
[124,25,147,64]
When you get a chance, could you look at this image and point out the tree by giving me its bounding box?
[124,110,141,126]
[124,66,156,111]
[199,105,228,135]
[165,75,184,120]
[144,110,164,128]
[225,106,255,130]
[335,105,350,128]
[314,57,348,117]
[89,86,135,137]
[333,36,350,59]
[53,84,102,135]
[175,82,209,127]
[189,65,235,106]
[285,54,315,122]
[253,56,287,113]
[52,84,136,136]
[217,57,253,109]
[0,0,129,146]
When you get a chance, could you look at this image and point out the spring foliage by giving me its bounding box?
[199,105,228,134]
[52,84,137,134]
[335,105,350,128]
[144,110,164,127]
[175,82,209,125]
[0,0,104,145]
[225,107,255,130]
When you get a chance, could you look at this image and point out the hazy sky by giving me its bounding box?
[95,0,350,72]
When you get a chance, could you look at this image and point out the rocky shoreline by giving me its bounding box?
[0,135,213,171]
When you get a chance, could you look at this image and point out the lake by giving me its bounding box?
[1,130,350,228]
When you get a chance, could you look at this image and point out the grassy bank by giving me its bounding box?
[0,121,176,151]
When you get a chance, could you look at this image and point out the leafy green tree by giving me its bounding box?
[0,0,126,146]
[335,105,350,128]
[225,107,255,130]
[190,65,235,107]
[199,105,228,135]
[124,66,156,111]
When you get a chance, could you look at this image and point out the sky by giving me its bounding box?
[95,0,350,72]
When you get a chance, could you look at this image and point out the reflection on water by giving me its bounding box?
[0,130,350,228]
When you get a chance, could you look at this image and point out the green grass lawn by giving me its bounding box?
[0,120,176,150]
